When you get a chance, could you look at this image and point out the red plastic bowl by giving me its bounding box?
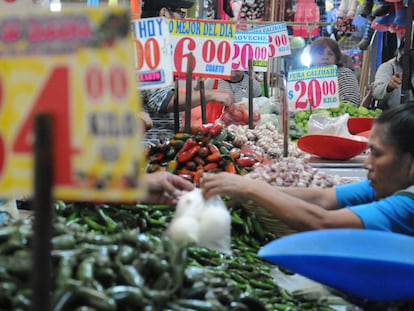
[347,117,376,135]
[297,134,368,160]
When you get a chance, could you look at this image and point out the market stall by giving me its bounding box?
[0,0,413,310]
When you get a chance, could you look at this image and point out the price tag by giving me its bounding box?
[232,31,269,72]
[131,17,173,89]
[0,0,28,7]
[250,22,291,58]
[287,65,340,111]
[169,18,235,79]
[0,8,146,202]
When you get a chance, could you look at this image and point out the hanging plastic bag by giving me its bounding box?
[166,188,232,254]
[219,101,261,127]
[198,195,232,255]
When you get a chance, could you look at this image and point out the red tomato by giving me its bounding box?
[242,110,249,124]
[252,111,261,121]
[220,111,233,125]
[232,109,244,122]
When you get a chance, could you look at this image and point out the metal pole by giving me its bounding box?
[31,113,53,311]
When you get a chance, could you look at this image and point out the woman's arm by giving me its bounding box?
[372,60,397,100]
[164,89,235,113]
[201,172,363,231]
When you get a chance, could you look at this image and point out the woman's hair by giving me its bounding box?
[375,104,414,155]
[310,37,343,66]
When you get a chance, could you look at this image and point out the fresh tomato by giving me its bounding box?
[252,110,261,121]
[242,109,249,124]
[232,109,244,122]
[220,111,233,125]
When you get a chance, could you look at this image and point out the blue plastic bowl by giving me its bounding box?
[258,229,414,302]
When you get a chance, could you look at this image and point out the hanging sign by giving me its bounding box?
[232,31,269,72]
[250,22,291,58]
[169,18,235,79]
[0,8,146,202]
[131,17,173,89]
[287,65,340,111]
[0,0,29,7]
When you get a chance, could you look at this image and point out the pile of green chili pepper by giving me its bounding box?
[0,201,335,310]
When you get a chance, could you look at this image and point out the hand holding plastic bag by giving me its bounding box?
[166,188,232,255]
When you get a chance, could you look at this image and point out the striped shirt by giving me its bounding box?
[141,86,177,146]
[338,66,361,106]
[203,74,262,102]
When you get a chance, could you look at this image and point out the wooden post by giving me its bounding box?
[278,73,289,157]
[174,77,180,133]
[31,113,53,311]
[400,0,413,105]
[198,78,207,124]
[248,59,254,129]
[184,53,194,133]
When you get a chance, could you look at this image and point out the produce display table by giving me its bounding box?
[309,155,367,181]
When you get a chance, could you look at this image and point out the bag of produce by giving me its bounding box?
[219,101,261,127]
[308,113,367,141]
[166,188,232,254]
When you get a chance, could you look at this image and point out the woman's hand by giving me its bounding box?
[201,172,252,200]
[386,72,402,92]
[143,171,194,205]
[139,111,153,131]
[205,89,235,106]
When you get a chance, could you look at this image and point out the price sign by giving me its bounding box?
[232,31,269,72]
[169,18,235,79]
[287,65,340,111]
[131,17,173,89]
[250,23,291,58]
[0,0,28,7]
[0,8,146,202]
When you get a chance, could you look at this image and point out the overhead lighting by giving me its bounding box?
[50,0,61,12]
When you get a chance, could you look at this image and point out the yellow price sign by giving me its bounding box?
[0,8,146,202]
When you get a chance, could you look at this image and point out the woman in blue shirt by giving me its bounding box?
[201,104,414,235]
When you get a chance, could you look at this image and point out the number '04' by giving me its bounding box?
[3,65,128,184]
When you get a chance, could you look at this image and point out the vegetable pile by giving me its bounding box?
[145,123,264,184]
[290,103,383,139]
[0,202,336,311]
[219,103,261,127]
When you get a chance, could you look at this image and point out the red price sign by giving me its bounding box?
[131,17,173,89]
[250,23,291,58]
[232,31,269,72]
[0,8,146,202]
[287,65,340,111]
[169,19,235,79]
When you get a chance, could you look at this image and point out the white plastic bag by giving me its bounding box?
[198,195,232,255]
[166,188,232,254]
[307,113,367,141]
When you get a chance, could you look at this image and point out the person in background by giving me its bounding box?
[139,111,153,132]
[140,0,235,146]
[202,70,262,103]
[309,37,361,106]
[201,104,414,236]
[371,39,414,110]
[190,70,262,125]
